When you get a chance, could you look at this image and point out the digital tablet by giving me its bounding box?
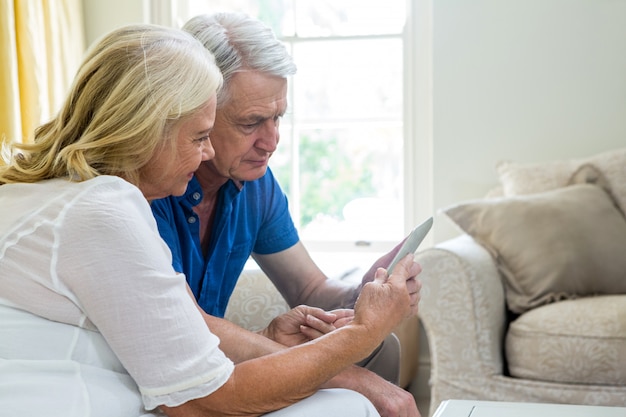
[386,216,433,273]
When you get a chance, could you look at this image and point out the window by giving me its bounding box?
[163,0,426,261]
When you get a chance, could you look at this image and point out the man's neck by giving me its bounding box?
[195,162,229,198]
[192,162,230,257]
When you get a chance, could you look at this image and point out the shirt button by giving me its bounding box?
[188,217,197,224]
[192,192,201,200]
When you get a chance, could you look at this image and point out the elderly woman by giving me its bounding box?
[0,24,419,417]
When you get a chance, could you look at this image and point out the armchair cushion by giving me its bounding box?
[443,184,626,314]
[506,295,626,385]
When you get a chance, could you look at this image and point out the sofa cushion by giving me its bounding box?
[505,295,626,385]
[496,147,626,216]
[443,184,626,313]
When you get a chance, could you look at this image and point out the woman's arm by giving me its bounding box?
[162,257,418,417]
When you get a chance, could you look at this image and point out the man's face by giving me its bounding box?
[208,70,288,182]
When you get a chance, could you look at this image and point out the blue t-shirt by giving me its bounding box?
[150,168,299,317]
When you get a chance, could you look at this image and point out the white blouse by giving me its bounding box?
[0,176,234,416]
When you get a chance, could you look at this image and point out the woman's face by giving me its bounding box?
[140,96,217,201]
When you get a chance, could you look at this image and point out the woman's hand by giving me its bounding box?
[299,308,354,340]
[259,306,354,347]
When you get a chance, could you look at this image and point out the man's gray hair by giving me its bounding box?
[183,12,297,106]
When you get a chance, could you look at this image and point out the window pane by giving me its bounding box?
[289,0,406,37]
[271,124,404,242]
[291,39,403,121]
[173,0,290,34]
[174,1,406,37]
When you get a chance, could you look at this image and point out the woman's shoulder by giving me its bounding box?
[58,175,164,245]
[70,175,141,200]
[0,176,145,224]
[11,175,142,199]
[62,176,152,224]
[78,175,140,193]
[48,176,160,250]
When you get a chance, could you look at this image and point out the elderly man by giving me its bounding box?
[151,12,422,417]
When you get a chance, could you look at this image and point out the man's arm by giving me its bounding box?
[253,239,407,310]
[325,365,419,416]
[253,242,359,310]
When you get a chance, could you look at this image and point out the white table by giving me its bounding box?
[433,400,626,417]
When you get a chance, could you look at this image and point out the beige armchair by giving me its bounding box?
[416,147,626,416]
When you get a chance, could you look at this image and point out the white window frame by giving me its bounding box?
[146,0,434,253]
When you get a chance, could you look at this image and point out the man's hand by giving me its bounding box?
[326,365,421,417]
[360,239,407,286]
[259,306,353,347]
[359,239,423,317]
[365,375,421,417]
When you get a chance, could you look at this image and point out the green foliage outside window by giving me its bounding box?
[274,133,375,227]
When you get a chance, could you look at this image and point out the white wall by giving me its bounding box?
[430,0,626,242]
[82,0,146,46]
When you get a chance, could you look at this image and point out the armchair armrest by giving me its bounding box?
[415,235,507,412]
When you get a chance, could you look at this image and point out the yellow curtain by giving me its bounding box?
[0,0,85,148]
